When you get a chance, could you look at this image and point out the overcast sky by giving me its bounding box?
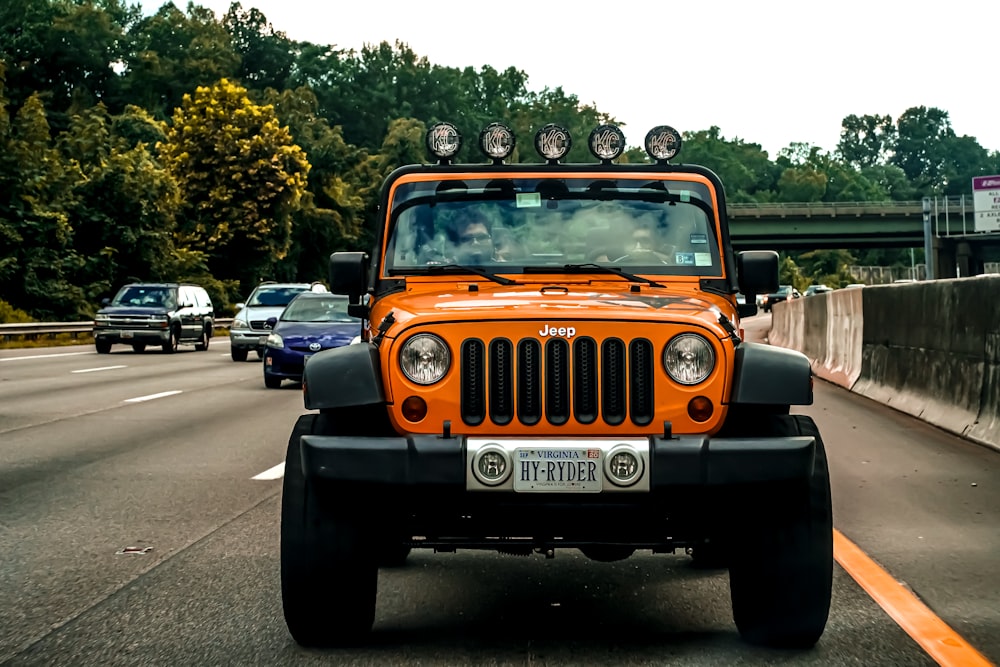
[139,0,1000,158]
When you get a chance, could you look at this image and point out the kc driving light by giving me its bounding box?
[399,333,451,385]
[604,445,643,487]
[644,125,682,162]
[479,122,515,162]
[472,445,511,486]
[588,124,626,162]
[534,123,572,162]
[425,122,462,161]
[663,333,715,385]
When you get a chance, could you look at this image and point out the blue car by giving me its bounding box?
[262,293,361,388]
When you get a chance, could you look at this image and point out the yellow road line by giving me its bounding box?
[834,529,994,667]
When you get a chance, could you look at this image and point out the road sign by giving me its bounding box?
[972,175,1000,232]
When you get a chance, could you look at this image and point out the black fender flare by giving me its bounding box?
[729,342,813,405]
[303,342,386,411]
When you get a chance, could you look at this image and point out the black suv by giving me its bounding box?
[92,283,215,354]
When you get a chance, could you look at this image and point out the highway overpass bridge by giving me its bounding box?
[727,196,1000,278]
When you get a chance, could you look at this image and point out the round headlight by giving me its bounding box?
[472,445,511,486]
[534,123,572,162]
[663,333,715,385]
[399,333,451,385]
[588,124,626,162]
[644,125,682,162]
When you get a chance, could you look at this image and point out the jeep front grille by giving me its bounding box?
[460,336,654,427]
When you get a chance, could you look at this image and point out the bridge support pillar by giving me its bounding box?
[955,241,985,277]
[932,237,957,279]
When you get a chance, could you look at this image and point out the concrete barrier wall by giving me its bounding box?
[767,275,1000,452]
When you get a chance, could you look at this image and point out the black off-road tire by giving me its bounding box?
[231,347,248,362]
[728,414,833,648]
[161,327,180,354]
[95,340,112,354]
[195,325,210,351]
[281,414,378,647]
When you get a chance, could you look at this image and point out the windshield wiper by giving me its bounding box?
[550,263,666,288]
[425,264,519,285]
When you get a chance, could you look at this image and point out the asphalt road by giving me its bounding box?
[0,323,996,666]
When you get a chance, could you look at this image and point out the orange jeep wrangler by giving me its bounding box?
[280,122,832,649]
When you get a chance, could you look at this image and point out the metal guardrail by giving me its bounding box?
[0,319,234,342]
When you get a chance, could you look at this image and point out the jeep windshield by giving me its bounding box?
[383,177,723,277]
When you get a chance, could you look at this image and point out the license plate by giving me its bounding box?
[121,330,133,339]
[513,448,602,492]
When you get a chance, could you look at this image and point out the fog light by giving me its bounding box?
[472,446,511,486]
[401,395,427,422]
[687,396,714,422]
[604,446,643,487]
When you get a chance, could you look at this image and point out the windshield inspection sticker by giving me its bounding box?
[689,233,708,244]
[516,192,541,208]
[674,252,695,265]
[695,253,713,266]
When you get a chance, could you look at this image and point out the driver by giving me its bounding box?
[447,209,505,264]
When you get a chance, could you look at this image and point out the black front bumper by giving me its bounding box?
[299,434,816,488]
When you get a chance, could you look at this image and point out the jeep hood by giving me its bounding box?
[376,284,732,335]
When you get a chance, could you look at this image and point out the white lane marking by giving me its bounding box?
[252,462,285,480]
[124,390,183,403]
[1,351,95,361]
[72,365,127,374]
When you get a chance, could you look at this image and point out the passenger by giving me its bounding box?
[611,221,674,263]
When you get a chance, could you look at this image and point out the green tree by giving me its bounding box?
[119,2,239,120]
[56,103,182,303]
[264,86,377,281]
[939,134,1000,196]
[159,77,310,290]
[796,249,857,287]
[0,0,138,124]
[837,113,896,168]
[890,106,955,193]
[221,2,295,92]
[682,127,778,202]
[776,166,827,201]
[0,91,85,318]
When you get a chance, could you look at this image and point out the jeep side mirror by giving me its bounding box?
[736,250,779,295]
[265,316,278,328]
[329,252,369,297]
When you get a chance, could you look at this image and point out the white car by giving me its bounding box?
[229,281,327,361]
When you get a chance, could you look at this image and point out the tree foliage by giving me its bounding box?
[159,77,310,291]
[2,2,1000,319]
